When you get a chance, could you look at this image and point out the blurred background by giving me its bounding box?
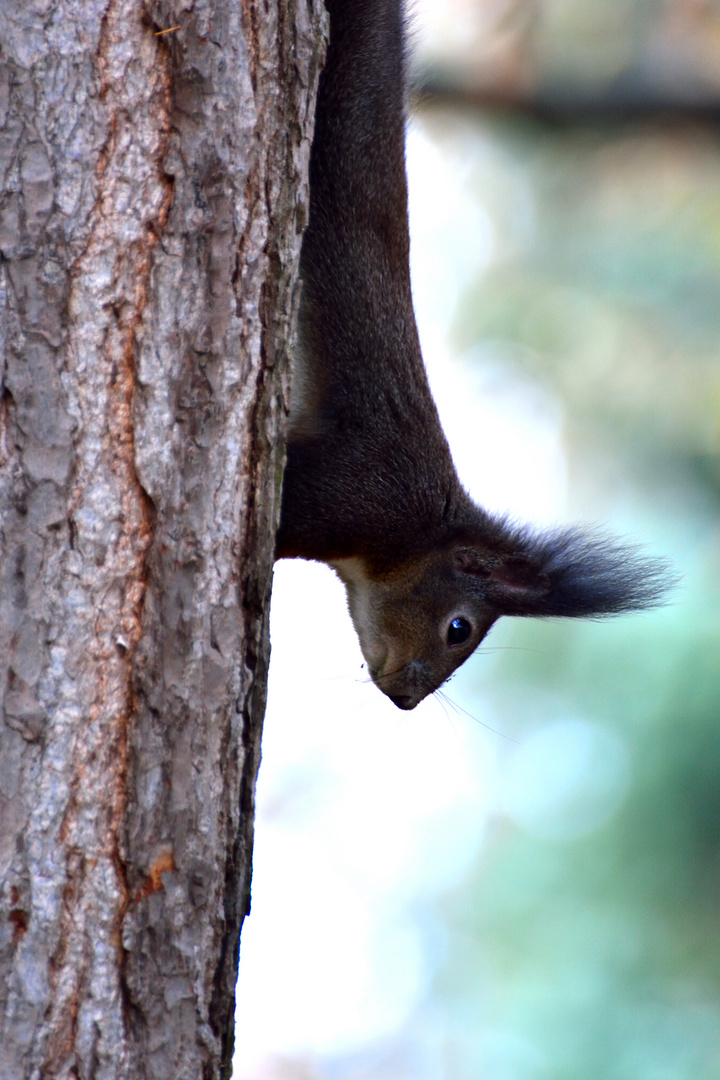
[234,1,720,1077]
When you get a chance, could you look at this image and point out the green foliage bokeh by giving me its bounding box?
[429,106,720,1079]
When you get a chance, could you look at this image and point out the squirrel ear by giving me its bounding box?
[487,556,550,608]
[458,524,674,619]
[455,547,551,610]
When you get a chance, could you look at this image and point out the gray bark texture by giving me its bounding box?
[0,1,326,1077]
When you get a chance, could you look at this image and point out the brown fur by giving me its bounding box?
[276,0,671,709]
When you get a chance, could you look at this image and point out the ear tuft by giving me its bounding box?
[483,522,676,618]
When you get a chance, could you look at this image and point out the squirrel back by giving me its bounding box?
[276,0,671,709]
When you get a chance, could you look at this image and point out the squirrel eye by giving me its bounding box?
[447,616,472,646]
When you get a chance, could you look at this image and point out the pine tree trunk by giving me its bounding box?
[0,1,325,1076]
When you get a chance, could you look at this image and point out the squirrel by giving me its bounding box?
[276,0,671,710]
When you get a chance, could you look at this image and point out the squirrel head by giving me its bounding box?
[331,522,672,709]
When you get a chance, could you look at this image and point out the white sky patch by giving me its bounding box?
[407,120,567,524]
[411,0,505,68]
[406,121,496,337]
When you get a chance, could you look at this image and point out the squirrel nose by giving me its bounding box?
[388,693,416,710]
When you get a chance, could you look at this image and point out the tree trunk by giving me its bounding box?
[0,1,325,1077]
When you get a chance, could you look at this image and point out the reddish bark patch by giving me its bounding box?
[9,908,28,942]
[134,851,177,902]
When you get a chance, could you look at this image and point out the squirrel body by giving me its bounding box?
[276,0,669,710]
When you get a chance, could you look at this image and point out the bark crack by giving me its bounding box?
[40,3,174,1072]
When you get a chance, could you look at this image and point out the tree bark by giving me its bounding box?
[0,2,325,1077]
